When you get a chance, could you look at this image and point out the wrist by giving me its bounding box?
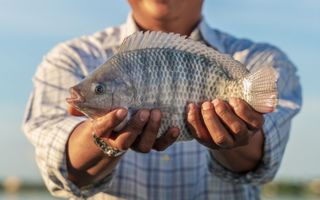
[66,120,122,187]
[210,130,264,173]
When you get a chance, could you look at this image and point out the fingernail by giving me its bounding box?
[140,110,149,122]
[212,99,219,106]
[229,98,239,108]
[151,110,161,121]
[202,101,213,111]
[116,109,127,119]
[187,103,194,114]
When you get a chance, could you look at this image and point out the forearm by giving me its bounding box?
[66,120,121,187]
[211,130,264,173]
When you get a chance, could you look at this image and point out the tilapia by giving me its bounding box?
[66,31,278,141]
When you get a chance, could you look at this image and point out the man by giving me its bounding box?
[23,0,301,199]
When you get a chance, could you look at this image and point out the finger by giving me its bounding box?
[67,105,85,116]
[201,101,234,148]
[93,108,128,137]
[131,109,162,153]
[229,98,264,131]
[212,99,249,145]
[186,103,211,141]
[106,109,150,151]
[153,127,180,151]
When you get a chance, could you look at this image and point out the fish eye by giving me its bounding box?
[94,83,105,95]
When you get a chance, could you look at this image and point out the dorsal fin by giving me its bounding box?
[118,31,248,79]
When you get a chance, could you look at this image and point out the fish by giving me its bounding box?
[66,31,278,141]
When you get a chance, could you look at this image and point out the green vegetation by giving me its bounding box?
[262,179,320,198]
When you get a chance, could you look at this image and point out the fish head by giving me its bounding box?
[66,66,135,119]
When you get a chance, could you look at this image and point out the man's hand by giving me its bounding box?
[68,105,180,153]
[92,108,180,153]
[187,98,265,172]
[66,105,180,187]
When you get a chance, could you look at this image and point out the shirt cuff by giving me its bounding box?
[207,114,285,185]
[44,116,115,198]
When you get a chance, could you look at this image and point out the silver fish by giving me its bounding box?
[66,31,278,141]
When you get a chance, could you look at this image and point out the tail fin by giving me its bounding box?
[243,66,278,113]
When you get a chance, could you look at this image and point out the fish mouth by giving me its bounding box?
[66,87,84,105]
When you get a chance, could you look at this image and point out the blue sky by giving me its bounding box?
[0,0,319,182]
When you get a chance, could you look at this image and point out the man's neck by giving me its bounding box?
[132,14,201,36]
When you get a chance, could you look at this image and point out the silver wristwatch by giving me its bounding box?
[92,132,126,157]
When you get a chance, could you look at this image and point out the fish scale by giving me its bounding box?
[67,31,278,141]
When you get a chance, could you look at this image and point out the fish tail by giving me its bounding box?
[242,66,278,113]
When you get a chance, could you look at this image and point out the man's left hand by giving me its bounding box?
[187,98,264,150]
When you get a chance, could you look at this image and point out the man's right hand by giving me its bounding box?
[66,106,180,187]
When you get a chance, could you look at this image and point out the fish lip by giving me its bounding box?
[66,87,84,105]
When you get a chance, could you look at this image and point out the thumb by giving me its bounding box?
[93,108,128,138]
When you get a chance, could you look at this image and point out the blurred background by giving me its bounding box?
[0,0,319,199]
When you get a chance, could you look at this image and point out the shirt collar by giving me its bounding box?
[124,13,140,37]
[121,13,225,53]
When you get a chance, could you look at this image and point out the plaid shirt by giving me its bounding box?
[23,14,302,200]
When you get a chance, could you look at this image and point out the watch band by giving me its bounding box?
[92,132,126,157]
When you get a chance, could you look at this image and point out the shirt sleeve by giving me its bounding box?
[208,44,302,185]
[22,41,114,198]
